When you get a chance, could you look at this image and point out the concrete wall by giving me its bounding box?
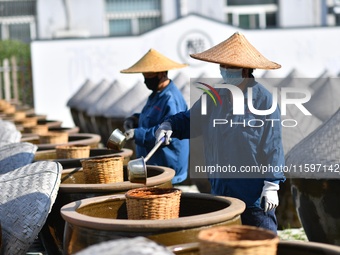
[186,0,225,21]
[37,0,105,39]
[161,0,179,23]
[279,0,323,27]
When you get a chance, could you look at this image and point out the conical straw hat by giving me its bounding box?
[121,48,188,73]
[190,32,281,70]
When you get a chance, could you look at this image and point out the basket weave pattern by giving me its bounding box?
[0,222,2,250]
[125,187,182,220]
[0,161,61,254]
[198,225,279,255]
[24,124,49,135]
[15,117,38,128]
[7,111,26,121]
[81,156,124,184]
[0,99,10,110]
[39,132,69,144]
[56,145,90,159]
[1,105,15,114]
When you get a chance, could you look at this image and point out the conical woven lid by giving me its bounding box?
[66,79,95,108]
[190,32,281,70]
[103,81,149,117]
[0,161,61,254]
[304,78,340,122]
[285,108,340,178]
[0,142,37,174]
[121,48,188,73]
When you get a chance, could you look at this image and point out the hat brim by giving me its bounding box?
[121,49,188,73]
[190,32,281,70]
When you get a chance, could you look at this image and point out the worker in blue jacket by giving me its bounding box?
[121,48,189,184]
[155,32,286,232]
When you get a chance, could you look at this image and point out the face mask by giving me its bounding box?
[220,67,244,86]
[144,76,160,92]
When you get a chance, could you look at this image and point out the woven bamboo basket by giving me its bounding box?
[39,132,69,144]
[23,124,49,135]
[80,155,124,184]
[15,117,38,128]
[56,144,90,159]
[1,105,15,114]
[0,99,8,109]
[198,225,279,255]
[6,111,26,121]
[125,187,182,220]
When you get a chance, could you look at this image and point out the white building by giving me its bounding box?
[31,14,340,128]
[1,0,340,42]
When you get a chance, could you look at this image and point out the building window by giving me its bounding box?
[106,0,161,36]
[226,0,277,5]
[225,1,277,29]
[336,14,340,25]
[9,23,31,42]
[239,14,259,29]
[0,0,36,42]
[109,19,132,36]
[332,2,340,26]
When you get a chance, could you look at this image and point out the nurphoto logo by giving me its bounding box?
[196,82,222,115]
[196,82,312,128]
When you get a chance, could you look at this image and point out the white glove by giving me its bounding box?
[260,181,279,212]
[124,129,135,140]
[155,122,172,145]
[124,117,136,131]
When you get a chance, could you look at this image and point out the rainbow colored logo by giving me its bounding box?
[196,82,222,107]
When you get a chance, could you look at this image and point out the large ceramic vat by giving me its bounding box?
[168,240,340,255]
[284,108,340,244]
[290,178,340,245]
[58,148,133,167]
[21,133,101,149]
[15,118,62,131]
[39,165,175,255]
[60,192,245,254]
[37,119,63,128]
[276,179,301,229]
[48,126,80,134]
[34,148,133,166]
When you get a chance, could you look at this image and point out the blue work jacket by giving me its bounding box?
[168,79,286,207]
[133,81,189,184]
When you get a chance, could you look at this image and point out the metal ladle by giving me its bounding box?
[127,136,166,184]
[106,128,127,151]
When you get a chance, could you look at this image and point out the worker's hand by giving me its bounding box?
[124,129,135,141]
[155,122,172,145]
[260,181,279,212]
[123,116,138,131]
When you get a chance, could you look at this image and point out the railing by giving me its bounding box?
[0,56,33,106]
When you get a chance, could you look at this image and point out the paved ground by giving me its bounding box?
[278,228,308,241]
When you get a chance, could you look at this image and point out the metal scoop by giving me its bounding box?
[127,136,166,184]
[106,128,127,151]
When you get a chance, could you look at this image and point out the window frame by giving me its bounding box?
[224,4,278,29]
[0,16,36,41]
[105,0,162,36]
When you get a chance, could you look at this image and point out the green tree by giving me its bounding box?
[0,40,33,106]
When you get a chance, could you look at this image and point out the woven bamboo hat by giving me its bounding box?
[190,32,281,70]
[121,48,188,73]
